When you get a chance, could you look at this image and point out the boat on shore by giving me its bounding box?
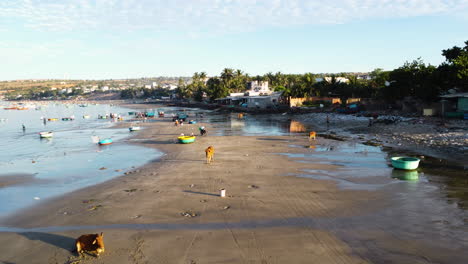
[47,118,59,121]
[62,117,74,121]
[391,157,421,170]
[83,115,91,119]
[178,135,196,144]
[39,131,53,138]
[98,138,113,145]
[129,126,141,132]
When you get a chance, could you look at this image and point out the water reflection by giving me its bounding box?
[391,169,419,181]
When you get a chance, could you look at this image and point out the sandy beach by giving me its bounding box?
[0,103,467,264]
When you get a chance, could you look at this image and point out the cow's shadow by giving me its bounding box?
[19,232,75,251]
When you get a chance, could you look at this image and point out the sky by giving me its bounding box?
[0,0,467,80]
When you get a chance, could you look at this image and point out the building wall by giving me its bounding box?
[458,98,468,112]
[289,97,307,107]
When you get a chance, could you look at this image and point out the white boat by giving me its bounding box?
[129,126,141,132]
[39,131,53,138]
[83,115,91,119]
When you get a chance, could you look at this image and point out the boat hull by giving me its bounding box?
[39,132,53,138]
[129,127,141,131]
[98,139,113,145]
[391,157,420,170]
[178,136,196,144]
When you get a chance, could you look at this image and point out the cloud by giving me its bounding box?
[0,0,467,33]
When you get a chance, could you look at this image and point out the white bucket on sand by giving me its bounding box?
[220,189,226,197]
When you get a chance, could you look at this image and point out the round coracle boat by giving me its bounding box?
[39,131,53,138]
[391,157,420,170]
[98,138,113,145]
[178,136,196,144]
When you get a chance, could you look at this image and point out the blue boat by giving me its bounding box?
[177,113,188,121]
[98,138,113,145]
[188,120,197,124]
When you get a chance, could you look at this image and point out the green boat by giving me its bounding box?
[391,157,420,170]
[178,136,196,144]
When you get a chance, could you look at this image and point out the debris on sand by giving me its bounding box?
[223,206,230,210]
[82,199,96,204]
[124,188,138,192]
[180,211,198,217]
[362,140,383,147]
[88,205,102,211]
[248,185,259,189]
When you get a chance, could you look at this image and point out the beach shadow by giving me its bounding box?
[19,232,75,251]
[256,138,289,141]
[139,140,176,145]
[183,190,220,197]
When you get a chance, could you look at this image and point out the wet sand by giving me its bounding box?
[0,173,49,188]
[0,106,466,263]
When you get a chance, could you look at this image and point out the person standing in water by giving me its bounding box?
[22,124,26,132]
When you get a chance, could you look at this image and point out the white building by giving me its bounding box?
[246,81,271,96]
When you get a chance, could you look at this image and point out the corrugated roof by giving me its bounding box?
[440,92,468,98]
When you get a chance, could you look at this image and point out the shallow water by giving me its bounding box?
[0,102,162,216]
[281,138,468,261]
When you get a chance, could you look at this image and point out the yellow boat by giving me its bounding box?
[178,136,196,144]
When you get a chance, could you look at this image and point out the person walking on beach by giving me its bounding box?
[22,124,26,132]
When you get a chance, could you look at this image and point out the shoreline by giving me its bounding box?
[0,103,383,263]
[1,102,466,263]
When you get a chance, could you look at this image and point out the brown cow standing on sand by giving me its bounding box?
[75,232,105,257]
[205,146,214,164]
[309,131,316,141]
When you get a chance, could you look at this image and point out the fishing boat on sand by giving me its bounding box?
[47,118,59,121]
[98,138,113,145]
[39,131,53,138]
[178,135,196,144]
[129,126,141,132]
[391,157,421,170]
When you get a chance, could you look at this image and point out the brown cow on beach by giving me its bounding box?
[75,232,105,257]
[309,131,316,141]
[205,146,214,164]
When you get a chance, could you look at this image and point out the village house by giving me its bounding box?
[440,92,468,119]
[215,81,283,109]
